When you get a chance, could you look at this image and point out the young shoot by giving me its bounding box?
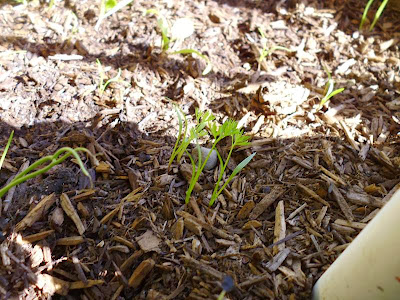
[209,123,255,206]
[185,118,255,205]
[360,0,389,31]
[95,0,134,30]
[168,107,214,172]
[318,64,345,109]
[257,27,292,70]
[145,9,212,75]
[0,147,94,198]
[96,59,125,95]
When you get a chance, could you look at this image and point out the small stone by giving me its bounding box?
[191,147,218,170]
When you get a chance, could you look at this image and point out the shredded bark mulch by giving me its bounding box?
[0,0,400,299]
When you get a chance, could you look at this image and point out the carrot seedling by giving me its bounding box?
[257,27,292,70]
[96,59,126,95]
[318,64,345,109]
[145,9,212,75]
[0,147,94,198]
[169,108,215,172]
[209,122,255,206]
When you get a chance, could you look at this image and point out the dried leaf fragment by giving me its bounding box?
[136,230,161,253]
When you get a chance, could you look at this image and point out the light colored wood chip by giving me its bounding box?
[56,236,85,246]
[113,236,135,248]
[237,200,255,219]
[70,280,104,289]
[171,218,184,240]
[242,220,262,230]
[297,183,330,207]
[136,230,161,253]
[60,193,85,235]
[339,120,360,151]
[36,274,70,296]
[329,184,354,221]
[273,200,286,255]
[263,248,290,272]
[23,230,55,243]
[249,187,284,219]
[319,166,346,186]
[15,193,56,232]
[128,258,155,288]
[334,219,367,230]
[290,156,313,170]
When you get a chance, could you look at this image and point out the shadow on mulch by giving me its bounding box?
[1,112,400,299]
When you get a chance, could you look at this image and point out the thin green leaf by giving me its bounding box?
[209,152,256,206]
[360,0,375,30]
[370,0,389,30]
[105,0,117,11]
[171,49,212,75]
[0,131,14,170]
[320,88,345,107]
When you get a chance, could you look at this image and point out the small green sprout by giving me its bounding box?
[96,59,123,95]
[95,0,134,30]
[0,131,14,170]
[318,64,345,109]
[172,49,212,76]
[168,105,188,171]
[145,9,170,51]
[209,121,255,206]
[257,27,292,69]
[360,0,389,31]
[0,147,93,199]
[169,107,255,205]
[145,9,212,75]
[168,107,214,171]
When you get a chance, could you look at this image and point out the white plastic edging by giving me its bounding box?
[312,187,400,300]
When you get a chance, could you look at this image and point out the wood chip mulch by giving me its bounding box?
[0,0,400,299]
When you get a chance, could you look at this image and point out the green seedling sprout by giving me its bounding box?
[318,64,345,109]
[96,59,123,95]
[0,147,93,198]
[145,9,212,75]
[360,0,389,31]
[257,27,292,69]
[172,49,212,76]
[185,118,255,205]
[169,107,255,205]
[0,131,14,170]
[168,105,188,171]
[210,123,255,206]
[145,9,171,51]
[95,0,134,30]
